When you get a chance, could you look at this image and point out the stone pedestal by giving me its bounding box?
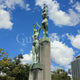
[39,37,51,80]
[29,37,51,80]
[29,63,44,80]
[29,68,43,80]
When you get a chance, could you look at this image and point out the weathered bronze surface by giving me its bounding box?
[32,23,41,64]
[42,4,49,37]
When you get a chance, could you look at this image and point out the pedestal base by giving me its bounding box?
[29,63,43,80]
[39,37,51,80]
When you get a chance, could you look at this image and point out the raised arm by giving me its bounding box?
[36,22,41,33]
[32,35,34,41]
[33,24,36,29]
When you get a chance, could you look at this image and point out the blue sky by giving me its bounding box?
[0,0,80,71]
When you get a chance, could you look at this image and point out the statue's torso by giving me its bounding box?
[32,32,39,46]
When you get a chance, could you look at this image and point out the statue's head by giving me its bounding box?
[44,4,47,8]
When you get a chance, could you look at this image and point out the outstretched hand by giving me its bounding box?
[36,22,38,25]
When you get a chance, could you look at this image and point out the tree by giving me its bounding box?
[0,48,30,80]
[51,68,71,80]
[0,48,12,80]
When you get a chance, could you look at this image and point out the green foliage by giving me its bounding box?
[51,68,71,80]
[18,54,23,59]
[0,48,30,80]
[0,48,8,59]
[0,48,71,80]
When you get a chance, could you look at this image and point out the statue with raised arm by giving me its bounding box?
[42,4,48,37]
[32,22,41,64]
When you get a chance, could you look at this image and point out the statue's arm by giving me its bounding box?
[33,24,36,29]
[32,35,34,41]
[36,22,41,33]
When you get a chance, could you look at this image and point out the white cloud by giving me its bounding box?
[0,0,25,30]
[65,65,71,71]
[0,5,6,9]
[50,33,74,68]
[21,51,32,64]
[35,0,80,26]
[49,33,59,41]
[26,4,31,11]
[73,2,80,12]
[67,33,80,49]
[68,9,80,26]
[51,65,59,71]
[51,41,74,66]
[0,9,13,30]
[0,0,32,30]
[5,0,25,9]
[51,65,71,72]
[70,0,73,4]
[78,30,80,34]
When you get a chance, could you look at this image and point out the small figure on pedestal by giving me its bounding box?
[32,22,41,64]
[42,4,48,37]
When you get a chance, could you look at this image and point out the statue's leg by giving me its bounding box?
[42,19,45,37]
[35,43,39,63]
[42,24,45,37]
[32,46,35,64]
[45,22,48,37]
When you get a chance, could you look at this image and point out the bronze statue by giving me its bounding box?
[32,4,49,64]
[32,22,41,64]
[42,4,48,37]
